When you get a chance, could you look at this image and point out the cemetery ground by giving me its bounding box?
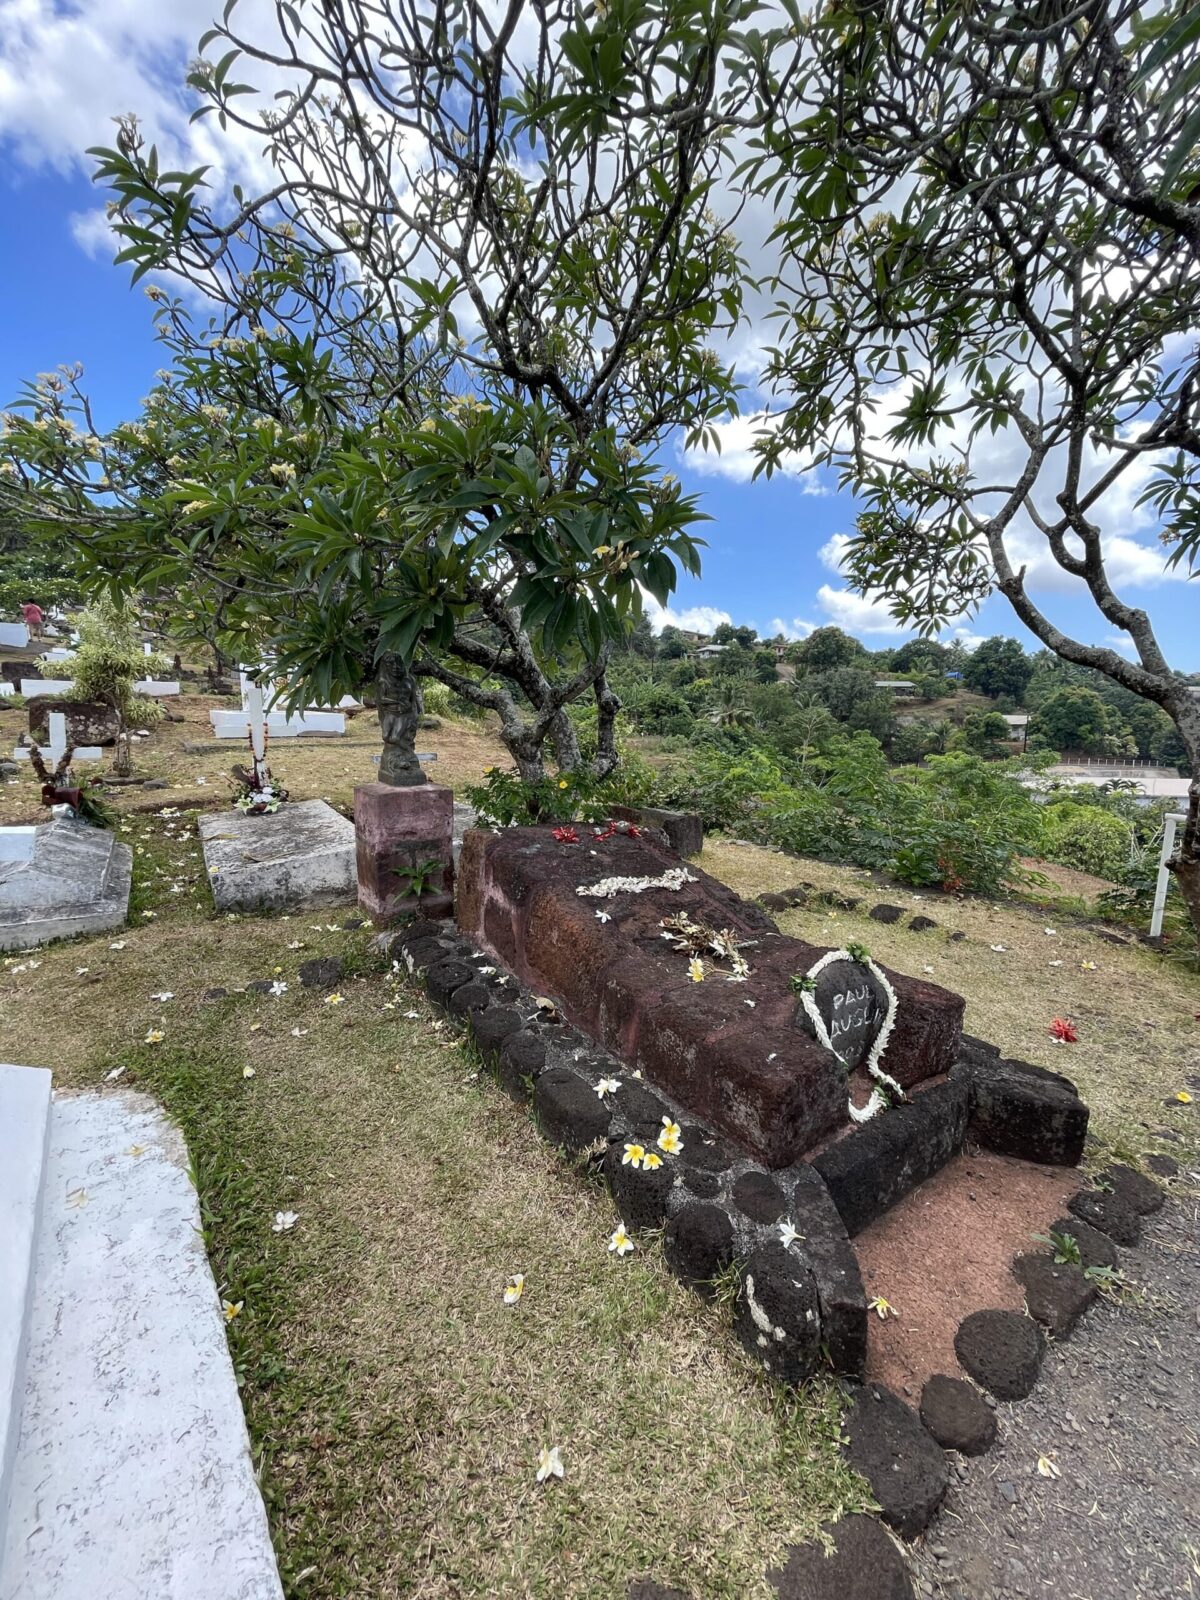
[2,704,1198,1597]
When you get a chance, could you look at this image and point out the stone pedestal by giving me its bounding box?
[354,781,455,925]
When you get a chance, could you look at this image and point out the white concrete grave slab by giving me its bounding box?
[134,678,180,696]
[0,622,28,648]
[0,682,12,698]
[0,1064,53,1571]
[0,1089,284,1600]
[200,797,356,912]
[209,667,345,738]
[20,678,73,699]
[0,818,132,949]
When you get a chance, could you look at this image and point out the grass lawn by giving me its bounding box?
[2,704,1196,1597]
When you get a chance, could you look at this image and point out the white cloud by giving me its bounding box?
[678,410,829,489]
[69,207,116,259]
[815,585,911,639]
[770,616,818,641]
[642,594,733,636]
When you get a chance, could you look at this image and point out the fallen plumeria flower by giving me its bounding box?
[76,967,89,976]
[688,957,705,983]
[286,940,306,950]
[657,1118,684,1155]
[110,940,127,951]
[989,944,1007,953]
[551,825,579,844]
[622,1143,647,1168]
[608,1222,635,1256]
[324,992,345,1006]
[289,1027,309,1038]
[243,1065,256,1079]
[269,980,288,997]
[271,1210,299,1233]
[778,1220,803,1248]
[868,1296,898,1320]
[536,1445,564,1484]
[144,1028,165,1045]
[222,1299,243,1323]
[1036,1455,1061,1479]
[595,1077,621,1099]
[1081,960,1097,971]
[1175,1090,1193,1104]
[503,1274,525,1306]
[594,910,611,923]
[641,1150,663,1171]
[1049,1017,1078,1043]
[150,991,174,1002]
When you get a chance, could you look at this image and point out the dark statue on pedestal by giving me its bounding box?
[376,653,428,787]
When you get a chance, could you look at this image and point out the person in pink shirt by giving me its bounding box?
[21,600,43,639]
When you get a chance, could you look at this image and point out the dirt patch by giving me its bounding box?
[854,1148,1080,1397]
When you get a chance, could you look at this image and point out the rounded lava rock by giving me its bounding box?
[733,1242,822,1386]
[954,1309,1045,1400]
[662,1202,736,1295]
[766,1514,915,1600]
[840,1385,949,1540]
[919,1374,996,1456]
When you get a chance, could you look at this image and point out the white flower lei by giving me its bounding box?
[795,948,902,1124]
[575,866,697,900]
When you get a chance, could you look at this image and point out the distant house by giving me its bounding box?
[693,643,728,660]
[874,679,917,696]
[771,641,789,660]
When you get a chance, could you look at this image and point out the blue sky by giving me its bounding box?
[2,3,1197,666]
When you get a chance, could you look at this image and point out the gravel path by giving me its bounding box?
[909,1178,1200,1600]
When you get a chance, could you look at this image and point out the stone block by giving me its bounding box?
[734,1241,822,1386]
[0,820,132,949]
[918,1375,996,1456]
[535,1066,613,1154]
[766,1514,915,1600]
[839,1386,948,1540]
[954,1309,1045,1400]
[355,781,454,925]
[1011,1252,1097,1339]
[958,1054,1089,1166]
[1097,1162,1163,1215]
[609,803,704,858]
[811,1080,969,1237]
[25,697,119,746]
[199,800,356,915]
[789,1167,868,1378]
[1067,1186,1141,1246]
[1047,1214,1119,1271]
[662,1203,737,1295]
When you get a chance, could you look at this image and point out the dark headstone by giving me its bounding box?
[807,958,888,1071]
[1012,1252,1097,1339]
[954,1310,1045,1400]
[662,1202,737,1295]
[201,986,228,1000]
[733,1242,822,1386]
[907,915,938,933]
[247,979,274,994]
[732,1171,787,1224]
[840,1386,949,1539]
[919,1375,996,1456]
[1067,1187,1141,1246]
[1048,1215,1119,1272]
[534,1066,612,1154]
[766,1514,914,1600]
[26,695,120,747]
[298,956,344,990]
[1098,1163,1164,1215]
[868,904,905,924]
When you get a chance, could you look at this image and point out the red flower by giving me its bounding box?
[594,823,618,840]
[625,823,642,838]
[1049,1017,1078,1043]
[552,825,579,844]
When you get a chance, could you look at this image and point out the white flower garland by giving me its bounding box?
[795,948,902,1124]
[575,866,697,900]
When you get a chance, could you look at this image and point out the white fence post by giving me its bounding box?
[1150,812,1188,939]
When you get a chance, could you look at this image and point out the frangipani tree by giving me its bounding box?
[1,0,787,782]
[750,0,1200,935]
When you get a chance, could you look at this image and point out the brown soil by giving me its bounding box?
[1015,856,1118,905]
[853,1148,1081,1398]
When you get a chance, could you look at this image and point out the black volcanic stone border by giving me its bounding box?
[379,919,868,1386]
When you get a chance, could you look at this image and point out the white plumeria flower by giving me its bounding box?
[1036,1454,1061,1479]
[144,1028,165,1045]
[289,1027,309,1038]
[594,910,611,923]
[76,967,89,976]
[109,940,127,950]
[11,963,28,974]
[778,1220,803,1248]
[922,965,934,974]
[269,980,288,997]
[535,1445,564,1484]
[243,1065,256,1079]
[687,957,705,983]
[105,1065,127,1082]
[608,1221,635,1256]
[150,991,174,1002]
[403,1010,421,1020]
[27,959,41,969]
[989,944,1007,953]
[744,998,756,1008]
[271,1210,299,1233]
[1048,959,1063,967]
[1044,928,1057,936]
[502,1273,525,1306]
[595,1076,622,1099]
[286,940,305,950]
